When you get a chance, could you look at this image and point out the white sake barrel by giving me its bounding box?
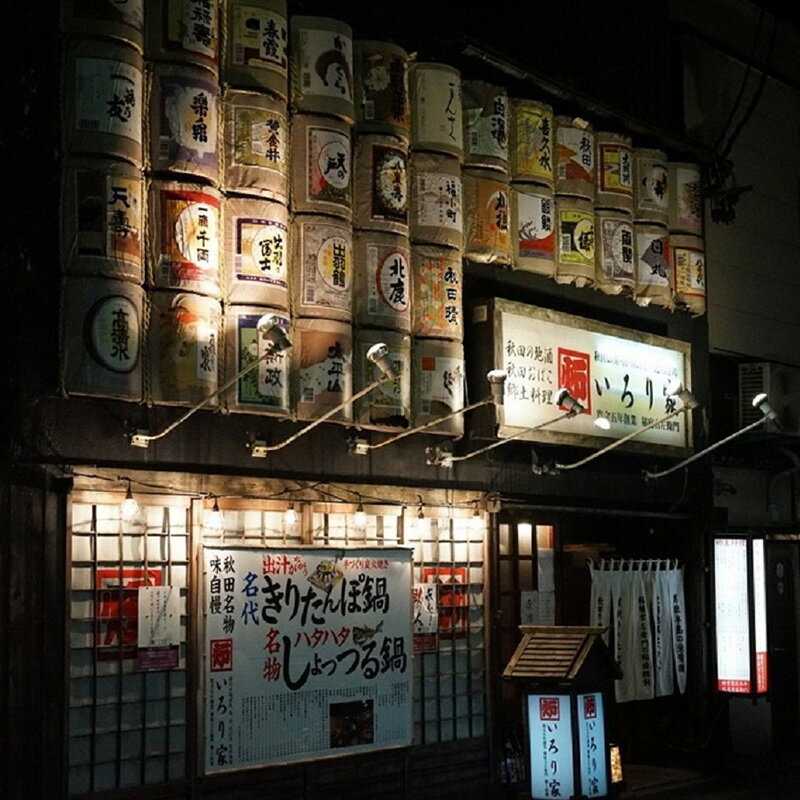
[290,16,354,123]
[409,152,463,249]
[223,306,291,415]
[290,114,352,219]
[61,0,144,50]
[634,148,669,224]
[291,215,353,321]
[61,158,144,284]
[353,134,409,234]
[148,181,222,298]
[555,196,595,287]
[671,233,706,316]
[634,222,673,308]
[595,209,635,295]
[224,196,289,308]
[555,116,595,200]
[147,290,221,406]
[62,40,143,165]
[354,40,410,139]
[463,169,512,264]
[509,98,554,187]
[222,89,288,202]
[668,162,703,235]
[61,277,143,400]
[223,0,288,98]
[353,329,411,430]
[353,231,411,332]
[411,338,465,436]
[148,63,220,185]
[409,62,463,159]
[595,131,634,213]
[295,317,353,422]
[511,183,555,276]
[145,0,219,75]
[462,80,509,172]
[411,246,463,341]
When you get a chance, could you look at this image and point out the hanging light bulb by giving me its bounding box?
[119,481,140,523]
[353,499,367,530]
[470,502,484,532]
[284,503,298,528]
[204,497,226,534]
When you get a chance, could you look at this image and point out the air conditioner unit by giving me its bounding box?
[738,362,800,436]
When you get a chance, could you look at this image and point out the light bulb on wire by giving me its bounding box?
[119,481,140,523]
[284,503,298,528]
[204,497,226,534]
[470,502,484,532]
[353,499,367,531]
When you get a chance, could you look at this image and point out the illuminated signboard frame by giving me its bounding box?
[712,535,768,695]
[472,298,693,456]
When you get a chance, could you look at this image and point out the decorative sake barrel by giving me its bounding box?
[61,277,143,400]
[291,215,353,321]
[595,209,635,295]
[294,317,353,422]
[353,40,410,139]
[409,62,463,159]
[290,114,352,219]
[147,290,222,406]
[511,183,555,277]
[353,134,408,234]
[223,306,291,415]
[668,162,703,235]
[555,196,595,287]
[462,80,509,172]
[148,63,219,185]
[595,131,634,213]
[409,152,462,250]
[671,233,706,316]
[61,157,144,283]
[411,338,465,436]
[148,181,222,298]
[224,196,289,308]
[223,0,288,97]
[290,16,354,123]
[145,0,219,74]
[353,328,411,430]
[62,40,144,165]
[61,0,144,50]
[411,246,463,341]
[222,89,288,202]
[634,222,672,308]
[634,148,669,224]
[353,231,411,332]
[555,116,595,199]
[509,98,554,187]
[462,169,512,264]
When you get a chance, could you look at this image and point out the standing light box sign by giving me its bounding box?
[484,299,691,452]
[578,692,608,798]
[528,695,575,799]
[203,547,413,772]
[714,537,768,694]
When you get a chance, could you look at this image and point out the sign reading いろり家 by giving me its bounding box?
[204,547,413,773]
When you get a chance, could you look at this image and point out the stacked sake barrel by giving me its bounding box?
[351,40,413,430]
[141,1,226,409]
[509,99,556,278]
[221,0,292,417]
[553,116,597,288]
[60,3,147,401]
[632,148,672,308]
[594,132,636,295]
[669,163,706,315]
[408,63,466,435]
[289,15,356,424]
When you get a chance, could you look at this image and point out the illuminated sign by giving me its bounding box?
[714,536,768,694]
[528,694,575,799]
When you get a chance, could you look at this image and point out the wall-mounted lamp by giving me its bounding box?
[250,343,398,458]
[350,370,507,456]
[426,387,583,468]
[130,315,292,448]
[643,393,776,481]
[555,381,700,471]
